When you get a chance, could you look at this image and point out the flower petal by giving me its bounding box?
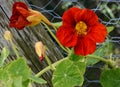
[74,36,96,56]
[62,7,81,27]
[10,15,18,27]
[88,23,107,43]
[56,25,77,47]
[10,2,30,30]
[15,16,30,29]
[75,9,98,26]
[27,15,41,26]
[16,7,29,17]
[27,9,41,23]
[12,2,28,15]
[10,15,30,29]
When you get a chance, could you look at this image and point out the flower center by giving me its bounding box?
[75,21,87,36]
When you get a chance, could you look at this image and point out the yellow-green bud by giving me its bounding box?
[35,41,45,60]
[4,31,13,41]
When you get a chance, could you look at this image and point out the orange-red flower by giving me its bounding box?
[10,2,52,30]
[56,7,107,56]
[10,2,30,30]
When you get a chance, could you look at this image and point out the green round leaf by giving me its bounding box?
[100,68,120,87]
[74,62,86,75]
[0,69,9,81]
[7,58,32,81]
[52,59,84,87]
[13,76,22,87]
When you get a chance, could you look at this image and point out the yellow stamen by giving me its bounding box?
[75,21,87,36]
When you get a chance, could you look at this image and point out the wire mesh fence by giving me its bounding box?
[27,0,120,87]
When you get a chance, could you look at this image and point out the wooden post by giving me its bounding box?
[0,0,63,87]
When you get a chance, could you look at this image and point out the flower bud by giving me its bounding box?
[35,41,45,61]
[4,31,13,41]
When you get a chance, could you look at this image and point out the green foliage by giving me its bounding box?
[86,40,113,65]
[107,26,114,33]
[0,57,47,87]
[69,49,85,62]
[86,46,104,65]
[13,76,22,87]
[100,68,120,87]
[29,75,47,84]
[0,47,9,67]
[74,62,86,75]
[52,22,62,28]
[22,80,29,87]
[6,58,31,81]
[0,69,9,81]
[52,59,84,87]
[101,2,115,19]
[68,50,86,75]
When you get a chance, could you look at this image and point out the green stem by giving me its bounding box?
[35,57,67,77]
[41,21,70,53]
[87,55,115,68]
[35,54,115,77]
[52,25,57,31]
[52,22,62,29]
[9,39,20,58]
[45,55,55,70]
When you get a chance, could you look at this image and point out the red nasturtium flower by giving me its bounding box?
[10,2,52,30]
[56,7,107,56]
[10,2,30,29]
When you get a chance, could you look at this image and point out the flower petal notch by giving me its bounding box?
[56,7,107,56]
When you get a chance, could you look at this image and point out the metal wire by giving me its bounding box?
[27,0,120,87]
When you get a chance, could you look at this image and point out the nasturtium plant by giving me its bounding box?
[29,75,47,84]
[52,22,62,28]
[107,26,114,33]
[22,80,30,87]
[1,1,119,87]
[86,40,113,66]
[0,47,9,67]
[0,57,47,87]
[6,58,31,81]
[13,76,23,87]
[74,62,86,75]
[100,68,120,87]
[86,46,105,65]
[69,50,86,75]
[52,59,84,87]
[0,69,9,81]
[69,49,85,62]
